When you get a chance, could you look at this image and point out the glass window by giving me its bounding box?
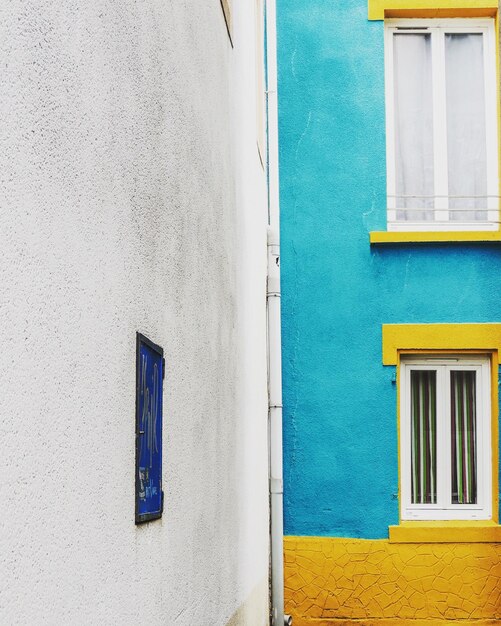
[385,19,498,232]
[400,356,491,520]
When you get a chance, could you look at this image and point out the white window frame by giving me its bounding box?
[400,355,492,520]
[385,18,499,232]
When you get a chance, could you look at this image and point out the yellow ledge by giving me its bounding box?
[370,230,501,244]
[382,323,501,365]
[368,0,498,20]
[389,521,501,543]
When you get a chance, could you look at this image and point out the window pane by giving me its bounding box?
[393,34,434,221]
[450,371,477,504]
[410,370,437,504]
[445,33,487,222]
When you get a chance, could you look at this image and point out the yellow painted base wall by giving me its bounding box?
[284,537,501,625]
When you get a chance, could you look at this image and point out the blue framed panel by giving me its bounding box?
[135,333,164,524]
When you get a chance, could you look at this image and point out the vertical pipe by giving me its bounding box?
[267,227,285,626]
[265,0,289,623]
[266,0,280,234]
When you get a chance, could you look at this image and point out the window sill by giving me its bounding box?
[389,521,501,543]
[370,231,501,244]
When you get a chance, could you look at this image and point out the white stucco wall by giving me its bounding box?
[0,1,269,624]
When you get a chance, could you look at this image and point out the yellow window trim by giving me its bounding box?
[370,231,501,244]
[368,0,498,20]
[383,323,500,530]
[389,521,501,542]
[383,323,501,365]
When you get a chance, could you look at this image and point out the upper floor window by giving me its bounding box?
[385,19,498,231]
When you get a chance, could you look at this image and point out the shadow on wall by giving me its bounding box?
[225,578,269,626]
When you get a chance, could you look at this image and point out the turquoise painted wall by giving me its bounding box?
[278,0,501,539]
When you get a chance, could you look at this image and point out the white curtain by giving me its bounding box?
[394,33,435,221]
[446,33,487,222]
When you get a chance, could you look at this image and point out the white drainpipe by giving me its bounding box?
[265,1,291,624]
[267,227,289,626]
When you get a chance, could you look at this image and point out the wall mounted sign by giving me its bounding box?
[135,333,164,523]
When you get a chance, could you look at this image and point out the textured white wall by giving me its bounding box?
[0,1,269,624]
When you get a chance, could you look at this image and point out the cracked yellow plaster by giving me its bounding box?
[284,536,501,624]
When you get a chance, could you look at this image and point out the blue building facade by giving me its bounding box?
[278,1,501,623]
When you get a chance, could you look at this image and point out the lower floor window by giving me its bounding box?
[400,355,492,520]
